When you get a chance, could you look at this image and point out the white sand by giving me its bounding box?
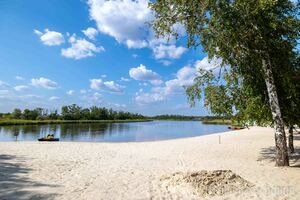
[0,127,299,200]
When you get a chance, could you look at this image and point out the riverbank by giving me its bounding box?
[201,119,232,125]
[0,119,152,126]
[0,127,299,199]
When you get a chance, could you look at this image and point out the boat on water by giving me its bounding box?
[38,134,59,142]
[228,126,245,130]
[38,138,60,141]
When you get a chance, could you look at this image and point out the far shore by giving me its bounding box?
[0,127,299,199]
[0,118,234,126]
[0,119,153,126]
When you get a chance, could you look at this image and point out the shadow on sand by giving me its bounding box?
[0,154,59,200]
[257,146,300,168]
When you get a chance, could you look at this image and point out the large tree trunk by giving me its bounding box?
[288,126,294,154]
[262,58,289,166]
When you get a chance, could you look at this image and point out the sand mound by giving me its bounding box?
[161,170,254,197]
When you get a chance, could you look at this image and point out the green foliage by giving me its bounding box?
[201,119,232,125]
[0,119,152,126]
[150,115,201,120]
[0,104,146,121]
[12,109,22,119]
[150,0,299,126]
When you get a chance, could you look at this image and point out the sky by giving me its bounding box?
[0,0,222,116]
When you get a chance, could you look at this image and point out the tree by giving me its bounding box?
[12,108,22,119]
[150,0,299,166]
[22,109,38,120]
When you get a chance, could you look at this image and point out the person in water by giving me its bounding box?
[46,134,54,139]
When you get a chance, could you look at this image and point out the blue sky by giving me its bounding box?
[0,0,222,116]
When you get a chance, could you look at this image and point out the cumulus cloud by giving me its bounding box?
[14,85,29,92]
[67,90,75,95]
[129,64,162,85]
[82,27,98,40]
[134,56,224,104]
[49,96,60,101]
[31,77,58,89]
[34,29,64,46]
[135,90,165,104]
[90,78,124,94]
[135,66,197,104]
[61,35,104,60]
[88,0,153,48]
[152,44,187,60]
[164,66,196,95]
[87,0,187,60]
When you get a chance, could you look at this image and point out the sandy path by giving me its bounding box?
[0,127,299,199]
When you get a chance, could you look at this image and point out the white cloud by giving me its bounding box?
[67,90,75,95]
[135,90,165,104]
[49,96,60,101]
[152,44,187,59]
[14,85,29,92]
[20,94,41,99]
[129,64,162,85]
[134,56,224,104]
[61,35,104,60]
[164,66,196,95]
[15,76,24,80]
[126,40,148,48]
[195,56,223,72]
[82,27,98,40]
[87,0,153,49]
[90,79,103,90]
[120,77,130,82]
[135,66,197,104]
[0,80,10,89]
[87,0,187,60]
[101,74,107,78]
[34,29,64,46]
[31,77,58,89]
[103,81,124,93]
[90,78,124,94]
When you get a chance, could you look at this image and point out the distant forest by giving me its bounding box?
[0,104,145,120]
[0,104,229,121]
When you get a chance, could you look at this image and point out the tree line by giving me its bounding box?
[0,104,145,120]
[0,106,223,121]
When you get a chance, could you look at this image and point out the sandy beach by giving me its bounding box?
[0,127,299,200]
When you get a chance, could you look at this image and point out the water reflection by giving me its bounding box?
[0,121,229,142]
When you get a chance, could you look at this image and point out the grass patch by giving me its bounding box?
[201,119,232,125]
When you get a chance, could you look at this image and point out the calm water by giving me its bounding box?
[0,120,229,142]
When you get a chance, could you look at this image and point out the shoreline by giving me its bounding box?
[0,127,299,199]
[0,119,234,126]
[0,119,153,126]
